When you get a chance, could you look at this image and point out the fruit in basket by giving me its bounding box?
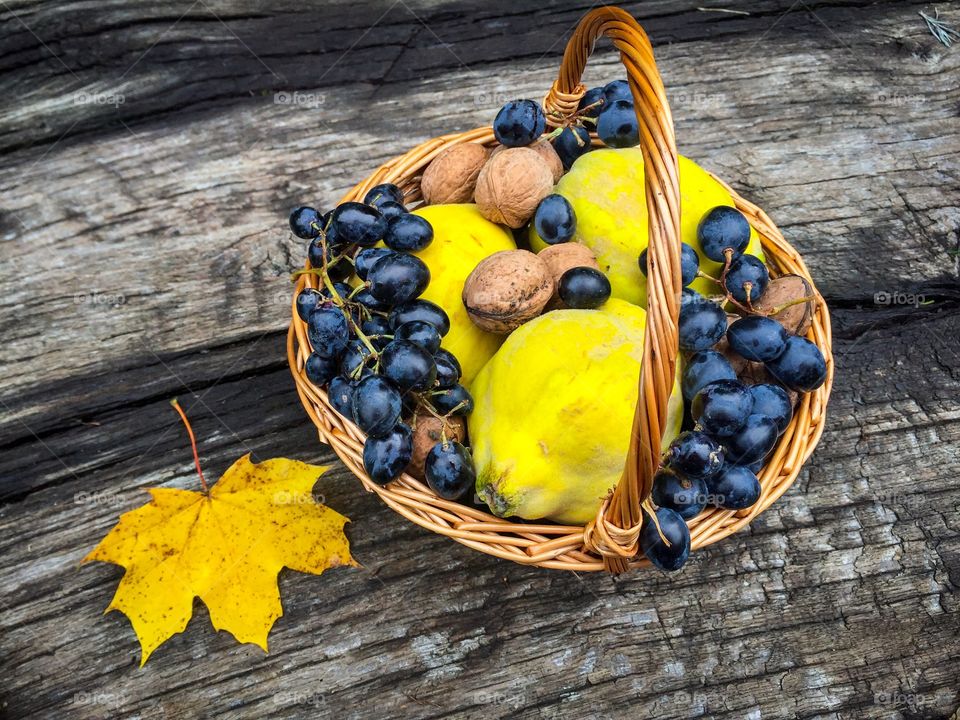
[462,249,554,333]
[408,415,466,480]
[367,252,430,305]
[433,348,461,389]
[578,86,606,118]
[639,242,700,287]
[380,339,437,393]
[748,383,793,434]
[557,267,611,309]
[330,202,388,247]
[363,423,414,485]
[681,349,737,401]
[766,335,827,392]
[425,440,477,500]
[531,140,564,183]
[597,99,640,148]
[691,379,752,438]
[475,147,554,228]
[552,126,591,170]
[721,414,779,465]
[651,468,707,520]
[493,99,546,147]
[665,430,724,480]
[697,206,751,262]
[726,315,788,362]
[603,79,632,103]
[389,299,450,337]
[640,507,691,572]
[290,206,323,239]
[678,293,728,351]
[308,305,350,359]
[725,254,769,305]
[431,384,474,416]
[384,214,434,252]
[409,204,516,383]
[420,143,489,205]
[470,299,684,524]
[534,194,577,245]
[363,183,404,209]
[352,375,403,438]
[394,320,442,354]
[706,463,761,510]
[529,149,763,306]
[753,274,815,335]
[538,242,599,307]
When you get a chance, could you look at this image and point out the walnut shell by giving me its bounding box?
[753,274,815,336]
[462,249,554,333]
[407,414,466,480]
[474,147,554,228]
[420,143,489,205]
[493,140,563,183]
[538,242,599,309]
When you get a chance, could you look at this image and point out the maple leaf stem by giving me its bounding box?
[170,399,209,494]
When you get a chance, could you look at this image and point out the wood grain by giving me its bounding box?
[1,1,959,718]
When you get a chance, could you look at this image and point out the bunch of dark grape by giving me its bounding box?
[639,205,828,572]
[291,184,476,500]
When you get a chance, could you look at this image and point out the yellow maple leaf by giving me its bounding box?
[83,454,355,665]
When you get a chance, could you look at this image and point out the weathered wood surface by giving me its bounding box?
[1,0,959,717]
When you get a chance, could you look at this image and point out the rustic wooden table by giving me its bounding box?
[2,1,959,718]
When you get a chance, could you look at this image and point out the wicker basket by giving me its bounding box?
[287,6,834,573]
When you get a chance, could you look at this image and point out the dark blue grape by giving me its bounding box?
[361,315,392,338]
[340,339,376,379]
[748,383,793,434]
[395,320,441,354]
[534,194,576,245]
[493,99,546,147]
[384,214,433,252]
[639,243,699,287]
[577,87,605,119]
[363,183,404,209]
[330,202,387,247]
[722,414,779,465]
[351,376,402,437]
[424,441,476,500]
[597,99,639,148]
[431,384,473,416]
[296,288,322,321]
[305,352,338,386]
[766,335,827,392]
[679,296,728,352]
[666,430,724,479]
[603,79,632,103]
[682,350,737,401]
[290,206,323,239]
[697,206,751,262]
[328,376,356,418]
[352,288,391,312]
[355,247,393,280]
[318,282,352,302]
[363,423,413,485]
[706,464,761,510]
[640,507,690,572]
[553,126,592,169]
[308,305,350,359]
[691,379,753,438]
[725,255,769,304]
[368,253,430,305]
[377,200,407,221]
[727,315,788,362]
[380,339,437,393]
[433,349,461,389]
[389,299,450,336]
[651,468,707,520]
[558,267,611,309]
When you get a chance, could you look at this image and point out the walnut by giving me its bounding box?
[491,140,563,183]
[407,414,466,480]
[420,142,489,205]
[474,147,554,228]
[753,274,815,336]
[537,242,598,308]
[462,249,554,333]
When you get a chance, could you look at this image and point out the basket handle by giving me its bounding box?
[544,7,682,572]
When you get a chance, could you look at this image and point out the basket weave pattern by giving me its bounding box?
[287,7,834,572]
